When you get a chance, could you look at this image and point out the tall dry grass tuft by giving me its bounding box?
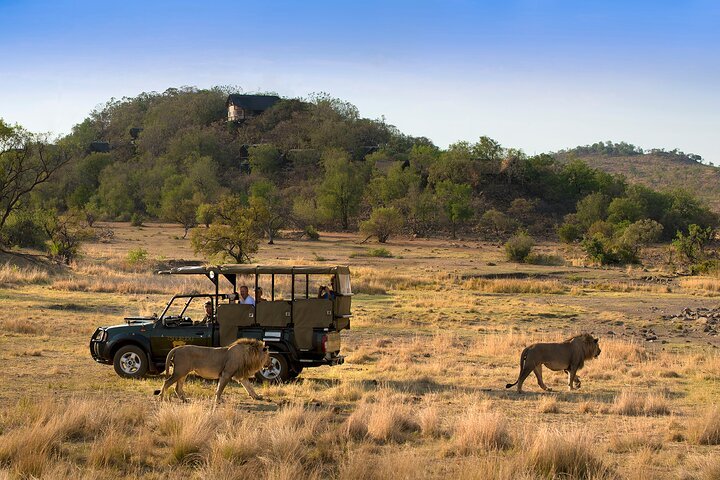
[688,406,720,445]
[365,393,419,443]
[0,263,50,286]
[525,427,612,479]
[153,403,218,464]
[344,392,418,443]
[612,391,670,416]
[417,401,443,438]
[537,396,560,414]
[679,277,720,293]
[464,278,566,294]
[0,399,107,477]
[339,447,433,480]
[452,402,512,453]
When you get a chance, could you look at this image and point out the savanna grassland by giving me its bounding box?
[1,223,720,479]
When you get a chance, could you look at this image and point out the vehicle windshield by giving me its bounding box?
[337,273,352,295]
[162,296,212,322]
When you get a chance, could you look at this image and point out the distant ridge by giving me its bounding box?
[556,145,720,212]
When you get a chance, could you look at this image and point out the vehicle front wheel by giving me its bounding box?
[113,345,149,379]
[255,353,290,383]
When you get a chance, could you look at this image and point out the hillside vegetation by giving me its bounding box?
[2,89,718,266]
[557,142,720,212]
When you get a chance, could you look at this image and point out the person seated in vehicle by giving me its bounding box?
[255,287,265,302]
[194,300,214,325]
[239,285,255,305]
[318,284,335,300]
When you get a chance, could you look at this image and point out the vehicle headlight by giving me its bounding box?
[94,329,107,342]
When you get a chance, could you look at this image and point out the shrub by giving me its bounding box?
[672,224,714,263]
[304,225,320,240]
[505,232,534,262]
[558,222,582,243]
[360,207,403,243]
[2,209,48,248]
[368,247,393,258]
[130,213,144,227]
[126,247,149,265]
[690,260,720,275]
[581,234,618,265]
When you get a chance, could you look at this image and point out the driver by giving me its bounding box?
[195,300,213,325]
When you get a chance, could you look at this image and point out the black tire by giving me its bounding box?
[113,345,149,379]
[255,353,290,383]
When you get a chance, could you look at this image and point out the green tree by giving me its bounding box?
[317,149,366,229]
[360,207,404,243]
[672,224,714,263]
[478,209,516,240]
[248,144,283,176]
[435,180,473,239]
[615,219,663,263]
[191,195,259,263]
[159,176,198,238]
[0,120,71,240]
[248,180,286,244]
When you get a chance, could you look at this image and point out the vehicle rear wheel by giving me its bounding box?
[113,345,148,379]
[255,353,290,383]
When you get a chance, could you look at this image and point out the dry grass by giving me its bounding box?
[688,406,720,445]
[611,391,671,416]
[3,224,720,479]
[0,263,50,286]
[680,276,720,293]
[452,403,513,453]
[537,396,560,413]
[464,278,566,294]
[525,428,612,479]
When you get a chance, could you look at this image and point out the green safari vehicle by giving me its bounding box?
[90,265,352,382]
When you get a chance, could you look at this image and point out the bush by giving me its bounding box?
[360,207,403,243]
[2,210,48,249]
[673,224,714,263]
[690,260,720,275]
[581,234,618,265]
[130,213,144,227]
[504,232,534,262]
[304,225,320,240]
[127,248,149,265]
[368,248,393,258]
[558,222,582,243]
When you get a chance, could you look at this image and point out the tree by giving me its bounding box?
[615,219,663,263]
[0,119,71,243]
[159,176,198,238]
[360,207,404,243]
[672,224,714,263]
[41,211,93,264]
[317,149,366,230]
[191,195,259,263]
[435,180,473,239]
[248,180,285,244]
[478,209,516,240]
[248,144,283,176]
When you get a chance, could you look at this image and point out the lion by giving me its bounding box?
[505,334,601,393]
[153,338,271,403]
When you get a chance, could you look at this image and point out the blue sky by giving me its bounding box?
[1,0,718,160]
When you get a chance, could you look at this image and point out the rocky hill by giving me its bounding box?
[556,147,720,212]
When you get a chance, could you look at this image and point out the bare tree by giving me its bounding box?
[0,120,71,239]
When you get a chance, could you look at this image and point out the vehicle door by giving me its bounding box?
[150,297,213,362]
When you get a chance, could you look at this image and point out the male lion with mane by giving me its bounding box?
[505,333,601,393]
[154,338,270,403]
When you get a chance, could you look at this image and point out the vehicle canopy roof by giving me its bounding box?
[158,265,351,276]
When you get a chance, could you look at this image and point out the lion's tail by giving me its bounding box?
[505,347,529,389]
[153,349,176,396]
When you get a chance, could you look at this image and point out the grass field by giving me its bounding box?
[1,223,720,479]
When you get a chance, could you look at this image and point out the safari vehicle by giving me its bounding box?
[90,265,352,382]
